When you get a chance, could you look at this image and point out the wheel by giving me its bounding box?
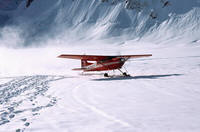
[104,73,109,77]
[123,72,130,77]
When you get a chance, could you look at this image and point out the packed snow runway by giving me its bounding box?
[0,44,200,132]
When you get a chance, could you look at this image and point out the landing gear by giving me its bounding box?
[104,73,109,77]
[118,69,130,77]
[123,72,130,77]
[104,69,130,77]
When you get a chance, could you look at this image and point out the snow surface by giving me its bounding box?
[0,0,200,132]
[1,43,200,132]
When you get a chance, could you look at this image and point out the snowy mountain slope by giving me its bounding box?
[0,0,200,47]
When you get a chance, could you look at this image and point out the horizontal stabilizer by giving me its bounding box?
[72,68,86,71]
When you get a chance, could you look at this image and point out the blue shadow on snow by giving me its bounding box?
[92,74,183,81]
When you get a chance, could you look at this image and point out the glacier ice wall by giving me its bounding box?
[0,0,200,47]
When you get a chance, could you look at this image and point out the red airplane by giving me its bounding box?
[58,54,152,77]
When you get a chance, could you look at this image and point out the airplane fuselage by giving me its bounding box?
[83,58,126,71]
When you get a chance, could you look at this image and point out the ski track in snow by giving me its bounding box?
[72,81,131,128]
[0,75,65,132]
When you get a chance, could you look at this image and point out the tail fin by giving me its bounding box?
[81,59,93,68]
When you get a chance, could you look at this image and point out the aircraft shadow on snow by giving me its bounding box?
[92,74,183,81]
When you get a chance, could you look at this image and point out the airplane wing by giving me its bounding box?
[58,54,152,61]
[58,54,114,61]
[116,54,152,59]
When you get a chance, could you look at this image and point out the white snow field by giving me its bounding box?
[0,0,200,132]
[0,43,200,132]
